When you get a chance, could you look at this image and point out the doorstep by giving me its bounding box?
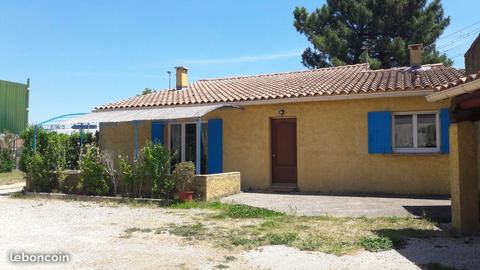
[265,183,299,193]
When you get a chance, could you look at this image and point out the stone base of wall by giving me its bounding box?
[195,172,241,201]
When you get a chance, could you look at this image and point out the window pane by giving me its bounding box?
[417,114,437,148]
[185,124,197,166]
[394,115,413,148]
[170,124,182,166]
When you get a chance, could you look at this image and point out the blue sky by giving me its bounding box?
[0,0,478,123]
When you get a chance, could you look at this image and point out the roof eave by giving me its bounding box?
[426,79,480,102]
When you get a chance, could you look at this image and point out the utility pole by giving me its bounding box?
[167,71,172,89]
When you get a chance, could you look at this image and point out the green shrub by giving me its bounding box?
[65,132,95,170]
[141,142,175,199]
[24,130,67,192]
[26,152,53,192]
[172,161,195,192]
[0,147,15,172]
[20,127,95,172]
[119,155,145,197]
[78,145,109,196]
[358,235,394,252]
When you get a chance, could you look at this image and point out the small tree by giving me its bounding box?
[141,142,175,199]
[101,150,118,196]
[79,145,109,196]
[118,155,145,197]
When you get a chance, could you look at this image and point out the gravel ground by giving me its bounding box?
[0,195,478,270]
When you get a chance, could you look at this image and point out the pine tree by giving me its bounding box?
[294,0,452,69]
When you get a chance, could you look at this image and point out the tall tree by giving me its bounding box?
[294,0,452,69]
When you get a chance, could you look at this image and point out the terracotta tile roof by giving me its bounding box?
[96,63,465,110]
[434,70,480,92]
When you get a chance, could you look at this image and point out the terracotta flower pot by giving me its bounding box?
[178,191,194,202]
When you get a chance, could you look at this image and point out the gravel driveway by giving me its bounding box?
[0,195,478,270]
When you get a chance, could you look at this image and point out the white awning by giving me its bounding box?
[62,104,240,124]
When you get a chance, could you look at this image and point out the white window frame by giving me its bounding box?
[167,121,207,163]
[392,111,440,153]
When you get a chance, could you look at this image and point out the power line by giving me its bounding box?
[437,27,480,46]
[439,38,477,54]
[437,29,480,50]
[437,20,480,41]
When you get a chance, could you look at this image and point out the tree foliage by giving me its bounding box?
[294,0,452,69]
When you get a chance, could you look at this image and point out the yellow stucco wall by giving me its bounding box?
[99,95,451,195]
[206,96,450,194]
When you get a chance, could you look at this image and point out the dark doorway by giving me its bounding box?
[271,118,297,184]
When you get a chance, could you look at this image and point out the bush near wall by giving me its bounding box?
[0,132,16,172]
[21,127,97,192]
[25,133,66,192]
[78,145,109,196]
[117,142,177,199]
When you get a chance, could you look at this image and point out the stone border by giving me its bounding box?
[24,191,170,205]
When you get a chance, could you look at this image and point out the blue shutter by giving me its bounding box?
[151,121,165,145]
[440,108,450,154]
[368,111,392,154]
[207,119,223,173]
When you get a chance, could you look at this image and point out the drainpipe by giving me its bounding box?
[133,121,139,161]
[196,117,201,175]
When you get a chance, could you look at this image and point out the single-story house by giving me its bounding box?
[72,45,467,195]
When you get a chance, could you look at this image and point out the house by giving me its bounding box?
[72,45,466,195]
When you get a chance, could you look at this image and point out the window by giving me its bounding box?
[169,122,208,174]
[392,112,439,153]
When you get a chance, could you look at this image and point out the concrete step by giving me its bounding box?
[266,184,299,193]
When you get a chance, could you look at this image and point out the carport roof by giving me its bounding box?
[62,104,239,124]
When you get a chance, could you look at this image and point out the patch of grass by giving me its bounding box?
[124,227,142,234]
[358,235,394,252]
[298,238,322,251]
[169,200,224,210]
[224,256,236,262]
[169,223,206,240]
[162,201,442,255]
[219,204,284,219]
[9,191,26,199]
[263,232,298,245]
[0,170,25,185]
[170,201,284,219]
[196,214,438,255]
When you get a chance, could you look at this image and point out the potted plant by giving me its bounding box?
[172,161,195,202]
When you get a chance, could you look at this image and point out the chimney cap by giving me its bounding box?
[408,43,423,50]
[174,66,189,71]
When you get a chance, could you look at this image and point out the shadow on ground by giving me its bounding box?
[373,227,479,270]
[403,205,452,223]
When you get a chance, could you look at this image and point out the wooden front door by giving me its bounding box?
[271,118,297,184]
